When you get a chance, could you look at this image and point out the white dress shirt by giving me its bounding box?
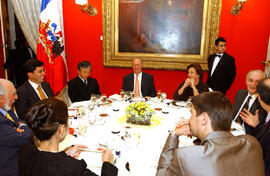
[234,93,256,121]
[79,75,88,84]
[133,72,142,97]
[28,80,48,100]
[265,112,270,124]
[210,53,223,76]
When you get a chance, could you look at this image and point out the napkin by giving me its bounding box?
[109,94,121,101]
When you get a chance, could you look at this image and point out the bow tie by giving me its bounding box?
[215,54,222,58]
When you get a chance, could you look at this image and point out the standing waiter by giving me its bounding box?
[207,37,236,94]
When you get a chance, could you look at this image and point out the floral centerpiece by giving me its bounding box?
[125,102,154,125]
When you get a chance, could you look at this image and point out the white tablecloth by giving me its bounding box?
[60,97,244,176]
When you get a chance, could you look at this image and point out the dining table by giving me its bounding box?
[59,94,245,176]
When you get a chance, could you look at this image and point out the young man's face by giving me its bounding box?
[189,106,200,137]
[29,66,45,84]
[215,41,226,54]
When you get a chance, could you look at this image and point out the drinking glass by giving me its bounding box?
[157,90,161,99]
[120,90,125,100]
[130,92,134,99]
[186,96,193,108]
[126,91,132,99]
[90,94,97,105]
[161,92,167,102]
[101,94,107,102]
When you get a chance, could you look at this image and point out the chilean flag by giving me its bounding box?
[37,0,68,94]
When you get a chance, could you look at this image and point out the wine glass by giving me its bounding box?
[186,96,193,108]
[120,90,125,100]
[161,92,167,102]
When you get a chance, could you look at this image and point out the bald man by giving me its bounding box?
[122,58,156,97]
[233,70,267,133]
[0,79,32,176]
[241,77,270,175]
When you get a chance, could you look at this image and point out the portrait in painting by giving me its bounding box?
[119,0,204,54]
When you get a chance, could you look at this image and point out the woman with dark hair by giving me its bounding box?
[173,63,208,101]
[18,98,118,176]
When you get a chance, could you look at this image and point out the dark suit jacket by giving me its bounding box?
[233,89,267,133]
[173,80,208,101]
[68,76,101,103]
[122,72,156,97]
[156,131,265,176]
[0,110,32,176]
[250,118,270,176]
[15,81,54,120]
[207,52,236,94]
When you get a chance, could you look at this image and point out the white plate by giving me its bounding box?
[175,101,187,107]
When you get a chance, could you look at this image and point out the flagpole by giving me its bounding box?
[58,0,69,82]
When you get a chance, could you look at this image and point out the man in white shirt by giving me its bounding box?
[207,37,236,94]
[15,59,54,120]
[233,70,267,133]
[241,77,270,175]
[122,58,156,97]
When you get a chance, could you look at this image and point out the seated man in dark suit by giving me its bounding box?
[207,37,236,94]
[122,58,156,97]
[0,79,32,176]
[157,91,265,176]
[241,77,270,176]
[233,70,267,133]
[68,61,101,103]
[15,59,54,120]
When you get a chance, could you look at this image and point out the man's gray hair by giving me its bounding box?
[0,79,12,96]
[246,70,265,80]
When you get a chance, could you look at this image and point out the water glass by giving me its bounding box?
[186,96,193,108]
[120,90,125,99]
[161,92,167,102]
[101,94,107,102]
[157,90,161,99]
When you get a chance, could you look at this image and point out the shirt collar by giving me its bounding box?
[247,93,257,100]
[78,75,87,82]
[0,108,7,116]
[134,72,142,78]
[216,53,224,56]
[28,80,39,89]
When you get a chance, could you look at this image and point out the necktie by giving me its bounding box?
[84,80,88,85]
[236,96,252,124]
[37,85,46,100]
[134,75,140,97]
[6,112,15,123]
[215,54,221,58]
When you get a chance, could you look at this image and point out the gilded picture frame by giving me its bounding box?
[102,0,222,70]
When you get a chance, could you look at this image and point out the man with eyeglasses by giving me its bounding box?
[15,59,54,120]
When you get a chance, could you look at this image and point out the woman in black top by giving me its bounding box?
[173,64,208,101]
[18,98,118,176]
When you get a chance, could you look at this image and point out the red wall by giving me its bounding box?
[62,0,270,102]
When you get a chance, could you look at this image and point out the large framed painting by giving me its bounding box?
[102,0,222,70]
